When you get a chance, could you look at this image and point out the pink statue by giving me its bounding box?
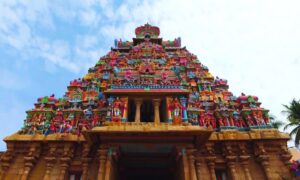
[218,117,224,127]
[161,71,168,84]
[229,116,234,126]
[179,57,187,66]
[125,70,132,80]
[246,114,255,126]
[222,116,230,126]
[204,112,216,128]
[198,112,205,126]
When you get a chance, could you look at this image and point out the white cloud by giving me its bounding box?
[0,0,110,73]
[79,10,100,26]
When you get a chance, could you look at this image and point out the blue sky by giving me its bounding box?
[0,0,300,150]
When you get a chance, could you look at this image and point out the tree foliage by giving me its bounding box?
[283,99,300,147]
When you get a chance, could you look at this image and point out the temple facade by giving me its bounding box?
[0,24,293,180]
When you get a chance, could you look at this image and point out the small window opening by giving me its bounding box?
[69,171,82,180]
[215,169,227,180]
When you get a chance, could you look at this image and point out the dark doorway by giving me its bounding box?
[128,99,136,122]
[117,144,176,180]
[141,100,154,122]
[116,143,180,180]
[159,98,167,122]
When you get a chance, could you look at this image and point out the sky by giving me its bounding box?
[0,0,300,151]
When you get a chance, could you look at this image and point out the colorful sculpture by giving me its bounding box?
[18,23,273,136]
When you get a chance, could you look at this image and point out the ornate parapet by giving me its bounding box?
[208,129,290,141]
[4,133,85,142]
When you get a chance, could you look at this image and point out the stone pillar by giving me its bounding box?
[82,159,90,180]
[82,144,91,180]
[43,144,57,180]
[195,160,201,180]
[179,97,188,122]
[254,142,275,179]
[58,158,71,180]
[280,144,293,178]
[240,155,252,180]
[226,156,238,180]
[21,143,41,180]
[134,98,143,123]
[153,99,161,124]
[179,148,190,180]
[58,144,74,180]
[21,158,34,180]
[97,146,108,180]
[187,149,197,180]
[257,155,273,179]
[206,157,216,180]
[43,157,56,180]
[104,148,113,180]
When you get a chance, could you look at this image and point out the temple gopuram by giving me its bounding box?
[0,24,293,180]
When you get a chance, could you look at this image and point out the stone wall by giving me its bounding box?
[0,130,294,180]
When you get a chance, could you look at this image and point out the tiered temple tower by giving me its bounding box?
[0,24,292,180]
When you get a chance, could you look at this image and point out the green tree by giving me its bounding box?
[283,99,300,147]
[269,115,285,129]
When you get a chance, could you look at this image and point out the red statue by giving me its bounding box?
[112,97,124,122]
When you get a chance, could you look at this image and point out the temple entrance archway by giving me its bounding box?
[117,144,177,180]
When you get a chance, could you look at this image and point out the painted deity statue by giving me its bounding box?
[124,70,133,84]
[92,112,99,127]
[84,107,93,120]
[204,112,216,129]
[168,98,182,124]
[112,97,124,122]
[245,114,256,126]
[139,59,155,74]
[253,111,265,125]
[198,112,205,126]
[173,98,182,117]
[232,111,241,127]
[222,116,231,127]
[161,70,168,84]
